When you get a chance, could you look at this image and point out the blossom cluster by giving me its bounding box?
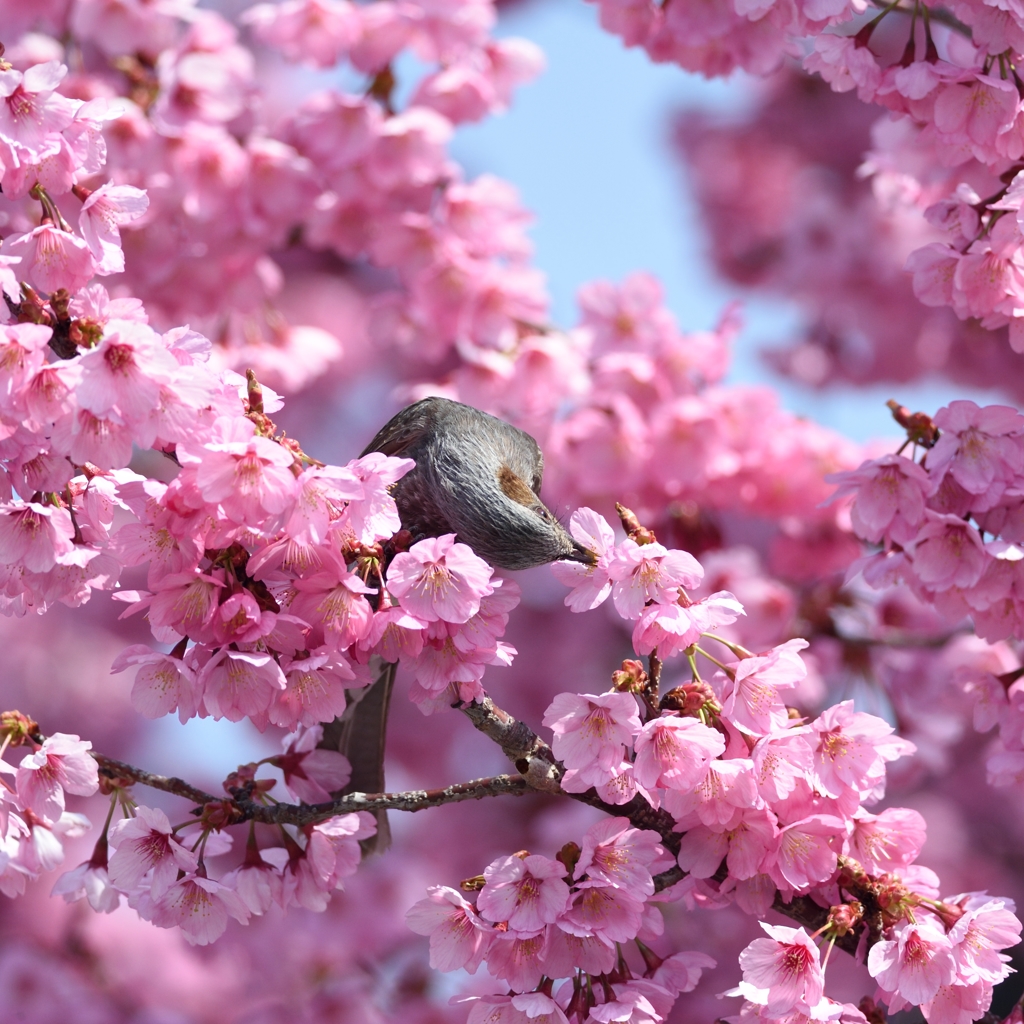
[0,715,375,945]
[110,437,521,726]
[674,68,1019,398]
[588,0,1024,366]
[403,517,1022,1023]
[0,38,525,730]
[0,0,544,389]
[408,817,716,1024]
[834,399,1024,643]
[0,728,98,899]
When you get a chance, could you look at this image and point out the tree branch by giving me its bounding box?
[83,712,877,957]
[93,751,530,825]
[457,695,683,852]
[233,774,532,827]
[94,753,219,806]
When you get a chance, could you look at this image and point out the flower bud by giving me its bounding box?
[612,659,648,693]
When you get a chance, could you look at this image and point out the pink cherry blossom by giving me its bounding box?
[198,648,287,722]
[948,898,1021,984]
[550,506,615,611]
[738,922,825,1015]
[559,879,645,944]
[632,714,726,792]
[181,419,298,526]
[344,452,414,543]
[0,502,75,573]
[928,401,1024,496]
[276,725,352,803]
[574,818,664,896]
[812,701,916,799]
[750,731,813,803]
[50,860,120,913]
[676,807,778,880]
[868,921,956,1005]
[5,224,97,294]
[483,930,548,992]
[721,639,808,736]
[78,184,150,274]
[630,591,744,657]
[663,757,759,827]
[848,807,927,875]
[764,814,846,891]
[922,980,994,1024]
[244,0,361,68]
[271,651,358,730]
[111,644,199,723]
[909,514,988,592]
[386,533,494,623]
[828,455,931,545]
[542,691,642,773]
[107,805,199,897]
[406,885,494,973]
[306,812,375,888]
[477,853,570,932]
[607,540,704,619]
[0,60,77,156]
[152,874,251,945]
[288,557,376,649]
[282,464,364,545]
[75,320,178,423]
[16,733,98,823]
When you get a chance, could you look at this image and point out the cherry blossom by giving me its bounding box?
[542,691,642,774]
[607,540,704,619]
[107,806,200,897]
[738,923,825,1015]
[386,533,495,623]
[868,921,957,1005]
[477,853,570,932]
[632,715,726,792]
[406,885,494,972]
[151,874,252,945]
[16,733,98,822]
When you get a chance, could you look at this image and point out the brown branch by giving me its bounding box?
[93,748,530,826]
[86,710,880,958]
[93,753,218,806]
[232,774,532,827]
[458,695,682,850]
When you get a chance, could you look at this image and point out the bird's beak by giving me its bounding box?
[563,541,598,566]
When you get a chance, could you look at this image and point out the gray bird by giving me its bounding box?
[323,397,595,848]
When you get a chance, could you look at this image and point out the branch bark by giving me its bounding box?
[233,773,532,827]
[94,753,218,806]
[92,751,530,826]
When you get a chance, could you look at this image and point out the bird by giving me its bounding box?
[362,396,596,570]
[323,397,596,850]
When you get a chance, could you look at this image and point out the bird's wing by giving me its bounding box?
[359,397,439,459]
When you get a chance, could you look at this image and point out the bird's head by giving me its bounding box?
[457,466,597,571]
